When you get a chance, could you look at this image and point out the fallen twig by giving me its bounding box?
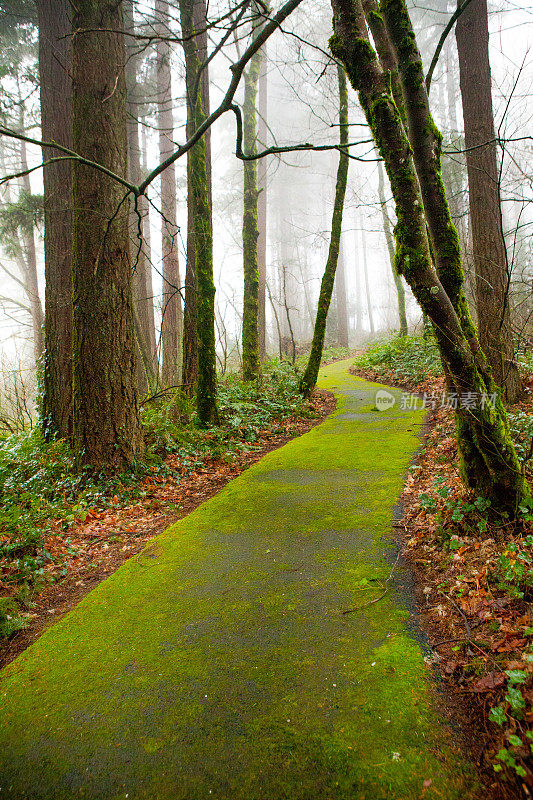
[343,553,400,615]
[440,592,504,673]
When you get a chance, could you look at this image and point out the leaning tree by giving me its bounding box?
[329,0,528,512]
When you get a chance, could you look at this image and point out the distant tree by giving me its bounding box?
[335,243,349,347]
[0,187,44,363]
[124,0,158,394]
[0,10,43,367]
[155,0,183,389]
[455,0,521,402]
[300,66,349,396]
[17,105,43,362]
[360,222,374,336]
[71,0,143,466]
[377,161,407,335]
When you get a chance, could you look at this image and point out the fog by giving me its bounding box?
[0,0,531,401]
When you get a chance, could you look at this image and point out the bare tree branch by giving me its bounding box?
[425,0,475,94]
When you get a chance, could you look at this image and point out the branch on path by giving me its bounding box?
[342,553,400,615]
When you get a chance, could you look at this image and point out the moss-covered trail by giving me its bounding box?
[0,361,480,799]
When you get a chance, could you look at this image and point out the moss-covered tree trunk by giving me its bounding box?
[455,0,521,403]
[379,0,523,491]
[179,0,219,424]
[181,0,212,397]
[330,0,528,512]
[37,0,73,440]
[241,7,263,382]
[71,0,143,467]
[299,66,349,397]
[377,161,407,335]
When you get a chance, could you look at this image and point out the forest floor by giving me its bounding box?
[0,389,335,670]
[0,360,481,800]
[351,353,533,800]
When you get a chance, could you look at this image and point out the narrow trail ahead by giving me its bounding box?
[0,360,480,799]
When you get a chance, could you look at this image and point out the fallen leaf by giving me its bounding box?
[473,671,505,693]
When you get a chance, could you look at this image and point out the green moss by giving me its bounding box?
[329,35,376,92]
[0,361,480,799]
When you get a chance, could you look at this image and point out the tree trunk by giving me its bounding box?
[125,0,158,394]
[140,123,157,363]
[179,0,219,424]
[37,0,73,440]
[257,44,268,358]
[71,0,143,468]
[455,0,521,402]
[354,235,362,336]
[360,223,375,335]
[377,161,407,335]
[335,241,349,348]
[17,110,44,364]
[330,0,528,512]
[182,0,212,392]
[155,0,183,388]
[300,66,349,396]
[241,6,263,382]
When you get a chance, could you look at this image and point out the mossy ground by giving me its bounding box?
[0,360,480,799]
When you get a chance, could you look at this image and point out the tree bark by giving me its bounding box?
[360,223,375,335]
[140,122,157,363]
[155,0,183,388]
[124,0,158,394]
[455,0,521,402]
[37,0,73,439]
[377,160,407,335]
[300,66,349,396]
[241,6,263,382]
[182,0,213,393]
[17,105,44,364]
[179,0,219,424]
[330,0,528,512]
[71,0,143,467]
[354,237,362,336]
[335,241,349,347]
[257,43,268,358]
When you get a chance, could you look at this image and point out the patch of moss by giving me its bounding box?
[0,360,480,799]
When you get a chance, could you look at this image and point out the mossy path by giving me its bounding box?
[0,360,480,799]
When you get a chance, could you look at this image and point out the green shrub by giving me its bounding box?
[517,349,533,376]
[0,597,27,639]
[352,334,442,384]
[508,411,533,462]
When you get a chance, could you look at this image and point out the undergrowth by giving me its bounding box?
[352,334,442,385]
[0,358,318,637]
[359,332,533,792]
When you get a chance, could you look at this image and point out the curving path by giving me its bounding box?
[0,360,480,799]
